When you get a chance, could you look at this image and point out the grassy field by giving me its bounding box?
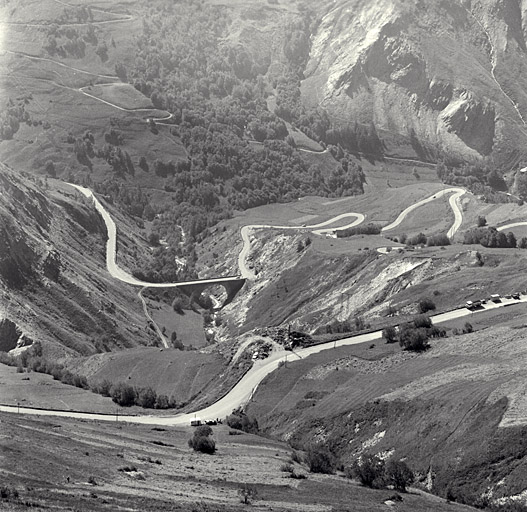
[0,410,476,512]
[83,83,155,110]
[146,297,208,349]
[0,363,121,413]
[223,182,447,231]
[68,347,225,406]
[383,196,454,238]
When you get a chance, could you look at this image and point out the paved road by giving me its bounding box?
[2,294,524,425]
[238,213,365,279]
[70,184,242,289]
[381,187,466,238]
[497,222,527,232]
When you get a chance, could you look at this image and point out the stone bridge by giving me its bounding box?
[175,276,246,308]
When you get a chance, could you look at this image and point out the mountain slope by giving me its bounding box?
[302,0,527,164]
[0,163,155,357]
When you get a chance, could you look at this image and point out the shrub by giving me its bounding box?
[382,326,397,343]
[408,232,427,246]
[350,454,385,488]
[0,485,19,500]
[280,463,294,473]
[110,382,136,407]
[427,233,450,246]
[93,379,112,397]
[399,326,429,352]
[226,408,259,434]
[137,387,157,408]
[463,322,473,334]
[385,460,414,492]
[238,483,258,505]
[189,425,216,454]
[306,445,335,474]
[418,298,436,313]
[413,314,432,329]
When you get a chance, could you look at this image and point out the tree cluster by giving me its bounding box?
[0,98,31,140]
[383,314,445,352]
[463,227,518,248]
[226,408,259,434]
[350,454,414,492]
[336,223,382,238]
[44,23,97,59]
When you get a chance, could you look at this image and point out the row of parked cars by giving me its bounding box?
[465,292,522,310]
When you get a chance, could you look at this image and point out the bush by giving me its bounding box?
[385,460,414,492]
[137,387,157,408]
[306,445,335,474]
[463,322,473,334]
[238,483,258,505]
[350,454,385,488]
[0,485,19,500]
[413,314,432,329]
[110,382,136,407]
[418,298,436,313]
[290,450,303,464]
[280,463,294,473]
[408,232,427,246]
[226,408,259,434]
[399,326,429,352]
[382,326,397,343]
[189,425,216,454]
[427,233,450,246]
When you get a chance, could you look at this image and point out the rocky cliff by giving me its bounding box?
[302,0,527,163]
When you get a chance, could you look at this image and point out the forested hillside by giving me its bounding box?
[104,1,363,274]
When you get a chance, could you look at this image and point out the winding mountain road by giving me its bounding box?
[70,184,241,289]
[5,180,519,426]
[381,187,466,238]
[2,292,525,425]
[238,213,365,279]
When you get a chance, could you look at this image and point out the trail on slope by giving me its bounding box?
[138,288,169,348]
[1,0,134,27]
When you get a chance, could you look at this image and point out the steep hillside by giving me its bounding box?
[0,163,155,357]
[247,324,527,509]
[302,0,527,165]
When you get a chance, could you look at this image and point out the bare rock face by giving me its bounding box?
[302,0,527,161]
[0,318,22,352]
[439,90,496,155]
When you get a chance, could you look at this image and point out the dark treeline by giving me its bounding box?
[463,227,524,248]
[436,159,512,203]
[0,343,177,409]
[82,0,365,282]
